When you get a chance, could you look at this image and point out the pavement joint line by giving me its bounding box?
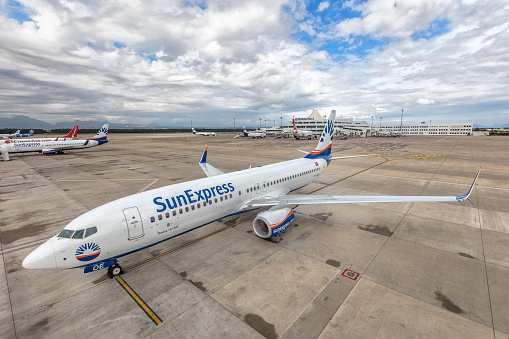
[93,217,252,284]
[115,275,162,325]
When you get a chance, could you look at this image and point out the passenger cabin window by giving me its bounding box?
[172,211,177,216]
[158,214,163,220]
[185,207,189,212]
[165,212,170,218]
[150,217,155,222]
[191,205,195,210]
[72,229,85,239]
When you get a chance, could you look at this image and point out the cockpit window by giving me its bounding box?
[72,229,85,239]
[85,227,97,238]
[58,229,74,238]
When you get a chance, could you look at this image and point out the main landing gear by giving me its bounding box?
[107,264,124,278]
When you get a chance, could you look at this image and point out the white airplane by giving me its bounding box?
[192,128,216,136]
[0,130,22,139]
[22,112,481,278]
[292,119,315,140]
[0,124,107,161]
[243,127,266,138]
[0,126,79,145]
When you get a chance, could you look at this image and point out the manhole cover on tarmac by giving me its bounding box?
[341,269,360,281]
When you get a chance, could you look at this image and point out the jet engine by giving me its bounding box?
[252,208,294,238]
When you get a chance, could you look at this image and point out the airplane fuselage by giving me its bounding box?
[47,157,328,270]
[2,139,101,153]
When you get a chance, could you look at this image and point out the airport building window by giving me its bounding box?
[72,229,85,239]
[85,227,97,238]
[150,217,155,222]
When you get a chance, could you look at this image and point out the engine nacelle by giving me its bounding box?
[42,149,56,154]
[253,208,294,238]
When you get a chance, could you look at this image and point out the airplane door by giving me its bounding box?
[256,183,261,194]
[123,207,144,239]
[262,181,267,192]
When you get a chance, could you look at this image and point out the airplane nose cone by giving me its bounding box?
[22,239,57,270]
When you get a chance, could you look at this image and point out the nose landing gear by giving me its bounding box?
[107,264,123,278]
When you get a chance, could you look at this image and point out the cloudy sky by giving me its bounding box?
[0,0,508,127]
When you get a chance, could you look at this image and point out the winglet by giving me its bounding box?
[198,147,224,177]
[456,166,482,201]
[200,147,208,164]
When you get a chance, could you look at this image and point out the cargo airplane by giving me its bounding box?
[1,124,107,161]
[22,112,481,278]
[192,128,216,136]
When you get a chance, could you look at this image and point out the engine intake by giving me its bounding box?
[253,208,294,238]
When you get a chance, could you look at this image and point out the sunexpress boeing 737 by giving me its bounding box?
[23,112,481,278]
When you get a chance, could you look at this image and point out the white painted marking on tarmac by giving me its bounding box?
[436,136,449,142]
[137,179,159,193]
[0,238,49,254]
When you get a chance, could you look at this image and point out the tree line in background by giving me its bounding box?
[0,128,241,134]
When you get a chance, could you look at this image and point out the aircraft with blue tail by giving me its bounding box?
[22,112,481,278]
[0,124,107,161]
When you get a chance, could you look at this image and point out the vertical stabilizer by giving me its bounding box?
[304,110,336,159]
[89,124,108,144]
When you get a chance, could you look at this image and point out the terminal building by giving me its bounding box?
[279,110,473,137]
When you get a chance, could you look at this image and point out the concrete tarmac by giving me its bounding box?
[1,133,508,338]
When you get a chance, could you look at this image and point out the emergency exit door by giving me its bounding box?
[123,207,144,239]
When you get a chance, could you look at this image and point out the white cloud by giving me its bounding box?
[0,0,507,127]
[317,2,330,12]
[416,98,436,105]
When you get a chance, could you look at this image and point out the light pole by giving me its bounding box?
[191,120,193,129]
[264,120,266,128]
[234,118,235,133]
[259,118,261,129]
[400,109,404,134]
[280,116,282,127]
[371,115,374,136]
[380,116,382,128]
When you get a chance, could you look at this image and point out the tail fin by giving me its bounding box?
[29,129,34,135]
[63,126,78,139]
[304,110,336,159]
[192,128,197,134]
[89,124,108,144]
[292,119,297,132]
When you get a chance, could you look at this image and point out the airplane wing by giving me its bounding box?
[243,167,481,208]
[297,150,377,159]
[199,147,224,177]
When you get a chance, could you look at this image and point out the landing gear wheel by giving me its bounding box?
[107,264,123,278]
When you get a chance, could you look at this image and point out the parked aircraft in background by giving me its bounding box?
[22,112,481,279]
[0,130,23,139]
[192,128,216,136]
[0,126,79,145]
[292,119,315,140]
[243,127,266,138]
[0,124,107,161]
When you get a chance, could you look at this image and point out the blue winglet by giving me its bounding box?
[456,166,482,201]
[200,147,208,164]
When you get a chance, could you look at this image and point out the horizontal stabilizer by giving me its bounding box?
[330,154,378,160]
[199,147,224,177]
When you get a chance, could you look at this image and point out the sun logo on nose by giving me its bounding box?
[75,243,101,262]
